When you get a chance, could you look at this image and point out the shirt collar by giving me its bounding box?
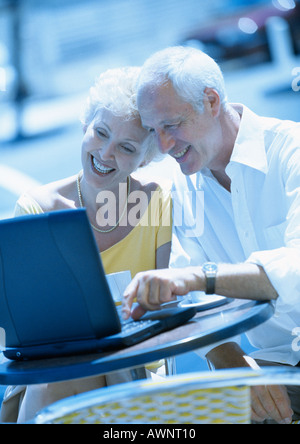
[226,104,268,175]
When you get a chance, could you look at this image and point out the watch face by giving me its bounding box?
[203,262,218,272]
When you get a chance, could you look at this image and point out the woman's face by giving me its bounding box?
[81,108,149,191]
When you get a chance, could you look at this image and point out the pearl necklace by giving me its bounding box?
[76,171,131,233]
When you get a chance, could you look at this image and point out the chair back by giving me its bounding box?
[35,370,254,424]
[34,367,300,424]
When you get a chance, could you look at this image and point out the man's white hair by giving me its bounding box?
[137,46,228,113]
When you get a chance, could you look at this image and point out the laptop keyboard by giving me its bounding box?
[120,319,158,341]
[116,307,156,337]
[122,319,153,333]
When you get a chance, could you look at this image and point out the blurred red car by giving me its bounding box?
[181,0,300,70]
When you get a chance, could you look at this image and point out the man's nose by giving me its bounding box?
[156,129,176,153]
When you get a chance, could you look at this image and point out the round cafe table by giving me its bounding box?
[0,298,274,386]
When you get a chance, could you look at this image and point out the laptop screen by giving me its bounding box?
[0,209,121,348]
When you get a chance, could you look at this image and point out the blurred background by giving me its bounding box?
[0,0,299,378]
[0,0,299,220]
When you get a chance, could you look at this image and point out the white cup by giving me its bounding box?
[106,270,132,305]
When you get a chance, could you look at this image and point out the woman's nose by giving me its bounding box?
[99,142,115,161]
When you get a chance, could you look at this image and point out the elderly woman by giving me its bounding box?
[1,66,172,423]
[14,66,171,276]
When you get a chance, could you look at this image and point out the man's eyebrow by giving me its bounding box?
[161,115,181,124]
[143,117,181,128]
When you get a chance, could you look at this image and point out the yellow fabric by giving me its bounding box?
[37,385,251,424]
[14,195,43,216]
[14,185,172,278]
[101,186,172,277]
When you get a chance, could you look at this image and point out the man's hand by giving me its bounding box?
[122,267,201,320]
[206,342,294,424]
[251,384,293,424]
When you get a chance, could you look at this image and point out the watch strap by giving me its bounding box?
[205,275,215,295]
[202,262,218,295]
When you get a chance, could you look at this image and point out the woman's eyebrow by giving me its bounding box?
[93,120,111,131]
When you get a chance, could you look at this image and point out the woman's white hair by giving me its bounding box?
[81,66,141,126]
[137,46,228,113]
[81,66,159,164]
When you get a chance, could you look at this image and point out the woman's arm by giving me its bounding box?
[155,242,171,269]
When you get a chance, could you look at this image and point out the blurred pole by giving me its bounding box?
[9,0,29,140]
[266,15,295,67]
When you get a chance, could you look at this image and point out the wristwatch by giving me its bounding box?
[202,262,218,294]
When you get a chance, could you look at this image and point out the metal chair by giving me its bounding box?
[33,367,300,424]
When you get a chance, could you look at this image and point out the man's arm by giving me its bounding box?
[122,263,292,424]
[122,262,278,319]
[214,262,278,300]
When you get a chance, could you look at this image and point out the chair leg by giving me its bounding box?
[165,357,176,375]
[130,367,147,380]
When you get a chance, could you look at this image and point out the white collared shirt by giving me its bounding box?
[170,104,300,365]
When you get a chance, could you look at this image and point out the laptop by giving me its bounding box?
[0,209,196,361]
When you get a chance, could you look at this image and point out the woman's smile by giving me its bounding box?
[92,155,115,175]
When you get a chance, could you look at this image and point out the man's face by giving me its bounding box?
[137,80,222,176]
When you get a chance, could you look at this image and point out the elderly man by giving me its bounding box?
[122,46,300,423]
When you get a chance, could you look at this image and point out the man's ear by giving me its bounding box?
[204,87,221,118]
[139,159,149,168]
